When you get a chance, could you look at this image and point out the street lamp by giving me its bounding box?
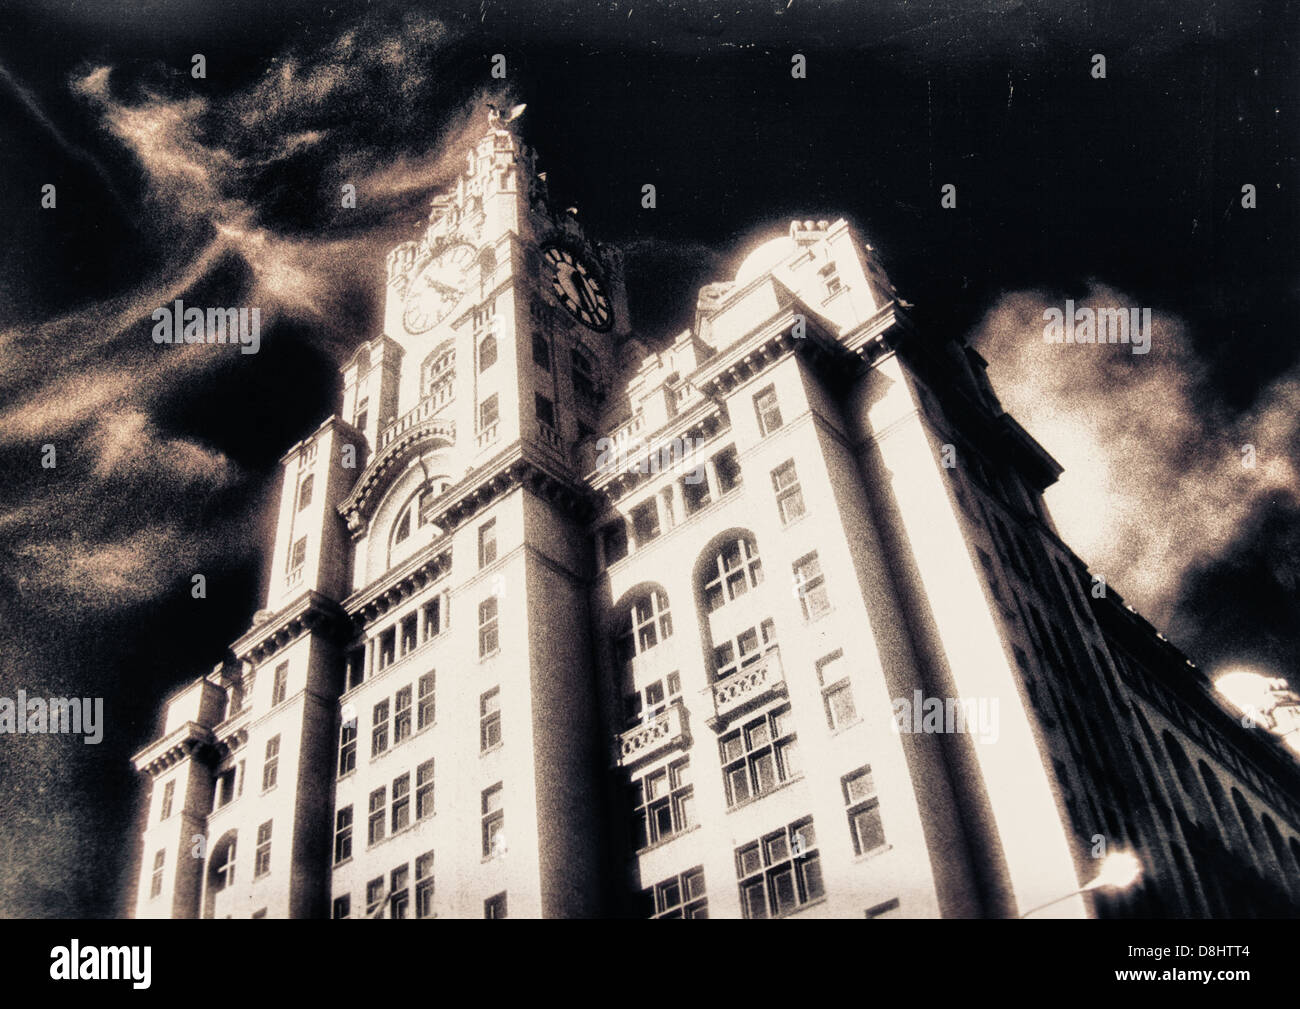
[1018,851,1143,918]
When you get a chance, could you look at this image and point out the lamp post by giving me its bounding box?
[1018,852,1142,918]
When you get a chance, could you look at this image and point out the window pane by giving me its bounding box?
[770,866,797,915]
[764,832,789,864]
[727,766,751,805]
[737,844,762,877]
[752,751,776,793]
[852,805,886,855]
[742,880,768,919]
[800,853,825,900]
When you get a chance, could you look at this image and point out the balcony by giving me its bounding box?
[536,422,564,455]
[378,396,456,452]
[706,647,786,730]
[476,422,499,449]
[614,700,689,769]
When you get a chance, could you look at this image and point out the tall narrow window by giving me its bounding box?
[480,688,502,751]
[482,783,505,857]
[254,821,273,878]
[532,331,551,370]
[631,498,660,545]
[415,851,435,918]
[416,758,435,820]
[843,767,886,856]
[271,663,288,706]
[422,598,442,640]
[297,474,314,511]
[346,647,365,689]
[572,347,597,403]
[682,469,712,514]
[484,892,508,919]
[262,735,280,791]
[394,686,412,744]
[150,850,165,898]
[478,519,498,568]
[535,392,556,428]
[417,672,436,730]
[391,773,411,834]
[793,552,831,620]
[372,699,390,756]
[713,445,743,493]
[817,651,857,730]
[365,878,384,917]
[377,628,396,669]
[338,721,357,775]
[288,537,307,573]
[754,385,783,436]
[354,398,369,433]
[602,520,629,565]
[159,780,175,821]
[478,596,499,657]
[400,614,418,655]
[333,806,353,864]
[771,460,806,524]
[479,332,498,371]
[368,788,386,846]
[479,394,499,431]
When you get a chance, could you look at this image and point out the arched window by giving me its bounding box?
[479,332,497,372]
[1232,788,1263,850]
[421,341,456,398]
[701,535,763,613]
[614,589,672,665]
[203,830,239,918]
[1199,761,1246,849]
[1162,731,1210,824]
[388,480,451,567]
[1261,815,1291,879]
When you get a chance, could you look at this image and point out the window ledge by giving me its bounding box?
[829,717,864,737]
[632,822,702,858]
[852,843,893,865]
[479,648,501,663]
[725,773,806,814]
[480,742,504,757]
[775,895,828,919]
[333,856,353,869]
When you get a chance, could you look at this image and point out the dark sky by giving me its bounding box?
[0,0,1295,917]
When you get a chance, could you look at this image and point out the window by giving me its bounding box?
[631,757,694,849]
[390,864,409,920]
[479,394,499,431]
[416,758,435,820]
[391,773,411,834]
[334,806,353,864]
[624,674,681,728]
[736,818,823,918]
[817,651,857,730]
[354,397,369,433]
[417,672,436,730]
[484,892,508,919]
[772,460,806,523]
[532,331,551,370]
[372,699,390,756]
[149,850,165,898]
[271,663,288,706]
[479,332,497,371]
[332,895,351,919]
[712,620,776,680]
[415,851,435,918]
[682,469,711,514]
[216,768,236,807]
[480,688,502,751]
[754,385,783,436]
[643,866,707,919]
[843,766,886,856]
[720,705,799,806]
[213,839,236,889]
[400,614,418,656]
[288,536,307,572]
[535,392,556,428]
[262,735,280,791]
[614,589,673,666]
[482,783,505,857]
[297,474,314,511]
[572,347,597,403]
[377,628,396,669]
[346,647,365,689]
[368,788,386,846]
[630,498,661,545]
[160,780,175,821]
[338,721,357,775]
[394,686,412,745]
[478,596,499,657]
[702,536,763,612]
[254,821,272,878]
[478,519,497,568]
[713,446,742,493]
[365,877,384,917]
[602,520,629,565]
[422,598,442,641]
[865,897,901,918]
[793,552,831,620]
[393,507,413,546]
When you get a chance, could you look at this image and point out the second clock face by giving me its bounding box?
[403,242,476,333]
[541,244,613,331]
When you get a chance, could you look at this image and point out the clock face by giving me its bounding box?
[403,242,476,333]
[541,244,613,331]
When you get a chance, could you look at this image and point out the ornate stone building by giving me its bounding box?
[130,110,1300,919]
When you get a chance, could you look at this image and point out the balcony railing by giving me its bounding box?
[706,647,786,730]
[537,422,564,455]
[476,422,499,449]
[615,700,689,769]
[378,395,456,451]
